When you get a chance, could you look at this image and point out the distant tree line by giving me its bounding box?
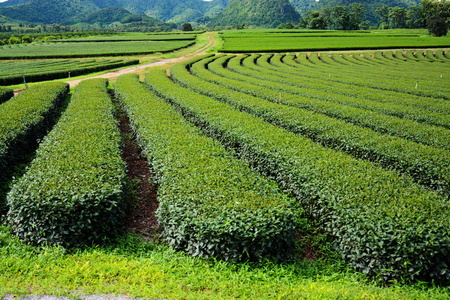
[279,0,449,36]
[0,31,113,46]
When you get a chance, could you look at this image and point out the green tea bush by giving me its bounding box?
[0,82,69,211]
[0,59,139,85]
[171,56,450,196]
[115,74,296,262]
[227,55,450,150]
[0,87,13,104]
[7,79,126,247]
[146,66,449,282]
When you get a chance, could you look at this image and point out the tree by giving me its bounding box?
[375,5,389,28]
[422,0,450,37]
[406,6,424,28]
[22,35,32,43]
[8,36,21,44]
[182,22,193,31]
[278,22,295,29]
[388,7,407,28]
[427,15,448,36]
[304,11,327,29]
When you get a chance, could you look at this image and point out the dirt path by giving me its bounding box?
[65,33,217,88]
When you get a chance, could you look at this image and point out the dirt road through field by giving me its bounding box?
[65,32,217,88]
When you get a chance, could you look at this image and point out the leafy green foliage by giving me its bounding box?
[67,6,133,25]
[146,61,449,282]
[0,82,69,212]
[7,78,126,248]
[0,0,99,24]
[0,86,13,104]
[0,59,139,85]
[209,0,300,28]
[169,54,450,196]
[115,73,297,262]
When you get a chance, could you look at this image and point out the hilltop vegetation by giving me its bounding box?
[209,0,300,28]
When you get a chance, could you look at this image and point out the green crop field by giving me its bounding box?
[0,59,139,85]
[0,40,195,59]
[57,33,198,42]
[1,32,449,298]
[220,29,450,52]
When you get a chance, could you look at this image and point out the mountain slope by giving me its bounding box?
[209,0,300,27]
[0,0,29,7]
[66,6,132,25]
[90,0,227,23]
[0,0,99,23]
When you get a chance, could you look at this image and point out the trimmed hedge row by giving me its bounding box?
[0,82,69,212]
[7,79,126,247]
[263,54,450,122]
[227,55,450,150]
[231,54,450,129]
[279,53,450,100]
[171,55,450,196]
[211,55,450,151]
[146,66,449,282]
[115,74,296,261]
[279,54,450,114]
[0,87,13,104]
[0,59,139,86]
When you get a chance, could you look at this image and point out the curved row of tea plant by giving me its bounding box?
[146,66,449,282]
[263,52,450,105]
[1,59,130,76]
[248,54,450,115]
[7,79,126,248]
[286,52,449,86]
[170,56,450,196]
[0,59,139,85]
[115,74,295,262]
[221,54,450,129]
[0,87,13,104]
[278,53,450,99]
[0,82,69,185]
[205,55,450,151]
[294,52,448,83]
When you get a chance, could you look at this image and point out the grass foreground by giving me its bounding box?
[1,225,449,300]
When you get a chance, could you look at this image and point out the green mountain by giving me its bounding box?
[0,0,423,27]
[209,0,300,27]
[66,6,132,25]
[0,0,29,7]
[0,0,98,23]
[89,0,228,23]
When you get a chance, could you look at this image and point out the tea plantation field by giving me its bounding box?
[0,30,449,299]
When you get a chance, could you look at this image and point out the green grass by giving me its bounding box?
[219,29,450,52]
[1,225,449,299]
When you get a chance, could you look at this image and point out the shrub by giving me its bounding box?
[115,74,296,261]
[7,79,126,247]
